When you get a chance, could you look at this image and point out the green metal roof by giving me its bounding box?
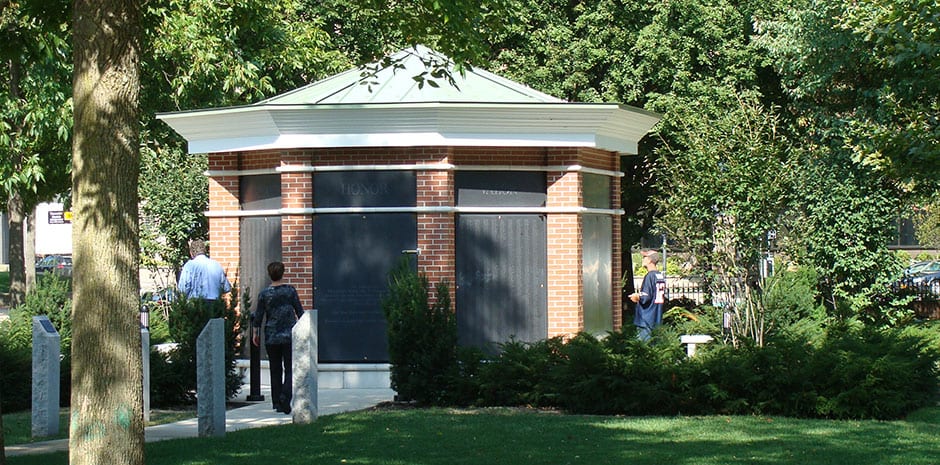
[260,45,564,105]
[156,45,661,154]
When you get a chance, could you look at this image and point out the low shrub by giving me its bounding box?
[554,331,685,415]
[155,294,246,405]
[382,261,457,406]
[1,274,73,351]
[148,346,191,407]
[476,337,566,408]
[0,275,73,412]
[451,322,939,420]
[0,342,33,412]
[809,321,940,419]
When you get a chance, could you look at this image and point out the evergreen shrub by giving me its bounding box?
[0,341,32,412]
[382,261,457,406]
[476,337,566,408]
[149,292,246,406]
[0,275,73,411]
[453,324,939,419]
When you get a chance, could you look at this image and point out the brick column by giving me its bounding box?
[417,167,455,304]
[280,168,314,310]
[207,153,240,286]
[546,148,583,337]
[610,172,623,330]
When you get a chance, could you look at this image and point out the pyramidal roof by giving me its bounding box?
[261,45,564,105]
[158,45,660,154]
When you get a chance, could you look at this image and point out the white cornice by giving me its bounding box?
[205,163,624,178]
[158,103,660,155]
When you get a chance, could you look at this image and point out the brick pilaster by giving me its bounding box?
[207,152,240,287]
[280,166,314,309]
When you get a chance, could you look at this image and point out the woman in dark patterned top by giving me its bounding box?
[251,261,304,414]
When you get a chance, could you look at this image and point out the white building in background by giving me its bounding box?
[35,202,72,256]
[0,202,75,265]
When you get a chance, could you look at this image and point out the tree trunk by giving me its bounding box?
[25,209,36,290]
[69,1,144,464]
[0,359,5,465]
[7,194,26,308]
[6,194,38,308]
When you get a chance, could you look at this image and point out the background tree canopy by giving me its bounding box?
[2,0,936,324]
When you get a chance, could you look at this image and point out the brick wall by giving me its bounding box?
[280,167,314,308]
[207,152,240,287]
[417,152,456,301]
[546,148,583,337]
[206,145,624,341]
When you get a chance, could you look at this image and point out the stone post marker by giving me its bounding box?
[292,309,318,424]
[197,318,225,437]
[32,316,60,438]
[141,326,151,423]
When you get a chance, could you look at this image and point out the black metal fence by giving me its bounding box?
[661,278,939,319]
[663,280,710,305]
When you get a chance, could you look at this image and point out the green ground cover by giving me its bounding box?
[7,405,940,465]
[2,408,196,446]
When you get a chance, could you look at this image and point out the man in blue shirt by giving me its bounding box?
[628,250,666,341]
[178,239,232,302]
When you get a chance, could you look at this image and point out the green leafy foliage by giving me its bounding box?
[756,0,940,190]
[0,275,73,412]
[761,266,827,339]
[0,1,73,209]
[149,292,246,405]
[138,145,208,278]
[783,148,905,317]
[0,274,72,352]
[0,342,31,413]
[475,337,566,408]
[381,261,457,406]
[461,324,939,419]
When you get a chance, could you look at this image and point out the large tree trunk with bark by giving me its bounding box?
[6,194,38,308]
[0,361,5,465]
[69,1,144,464]
[6,195,27,308]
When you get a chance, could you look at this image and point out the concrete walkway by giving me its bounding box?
[5,385,395,457]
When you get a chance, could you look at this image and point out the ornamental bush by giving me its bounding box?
[382,261,457,406]
[456,323,939,419]
[149,289,247,406]
[0,275,73,412]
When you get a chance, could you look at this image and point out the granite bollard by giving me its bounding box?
[31,316,60,438]
[292,309,318,424]
[141,327,151,423]
[197,318,225,437]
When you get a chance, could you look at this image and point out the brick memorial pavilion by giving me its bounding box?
[159,45,660,366]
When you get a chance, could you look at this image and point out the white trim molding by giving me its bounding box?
[205,206,625,218]
[204,163,624,178]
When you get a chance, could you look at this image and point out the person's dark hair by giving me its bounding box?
[189,239,207,257]
[267,261,285,281]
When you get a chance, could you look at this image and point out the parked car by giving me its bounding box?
[903,260,940,276]
[896,260,940,296]
[35,255,72,278]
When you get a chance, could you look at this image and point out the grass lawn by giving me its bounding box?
[6,405,939,465]
[2,408,196,446]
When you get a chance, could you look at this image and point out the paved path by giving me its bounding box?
[5,387,395,457]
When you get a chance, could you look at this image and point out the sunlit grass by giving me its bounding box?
[7,405,939,465]
[2,408,197,445]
